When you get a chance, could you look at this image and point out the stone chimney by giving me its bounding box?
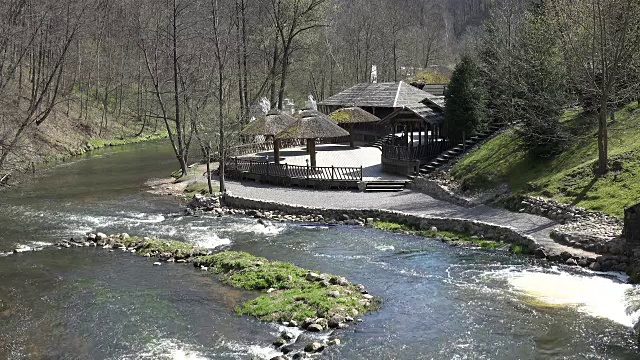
[624,203,640,242]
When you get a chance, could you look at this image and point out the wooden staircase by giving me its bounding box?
[362,180,410,192]
[414,125,503,177]
[369,134,399,151]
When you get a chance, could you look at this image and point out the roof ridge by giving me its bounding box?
[393,81,404,107]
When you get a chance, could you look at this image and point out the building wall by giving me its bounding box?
[624,204,640,242]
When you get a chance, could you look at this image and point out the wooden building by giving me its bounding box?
[319,81,450,175]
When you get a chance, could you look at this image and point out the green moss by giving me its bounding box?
[122,236,205,258]
[452,102,640,217]
[407,70,450,85]
[193,251,379,323]
[330,109,352,123]
[372,220,524,253]
[183,181,218,198]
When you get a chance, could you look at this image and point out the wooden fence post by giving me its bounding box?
[360,166,363,181]
[306,160,310,180]
[331,166,335,181]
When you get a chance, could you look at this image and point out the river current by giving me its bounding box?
[0,141,639,359]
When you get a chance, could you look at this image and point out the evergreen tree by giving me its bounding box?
[445,56,488,142]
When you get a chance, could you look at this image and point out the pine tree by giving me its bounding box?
[445,56,488,142]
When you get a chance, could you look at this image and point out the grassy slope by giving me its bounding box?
[3,90,167,173]
[451,102,640,217]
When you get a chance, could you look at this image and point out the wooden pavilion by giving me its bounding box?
[319,81,450,175]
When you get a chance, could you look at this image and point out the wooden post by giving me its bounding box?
[360,165,363,181]
[273,138,281,165]
[419,123,422,147]
[309,139,317,168]
[331,166,335,181]
[306,159,310,180]
[206,142,213,194]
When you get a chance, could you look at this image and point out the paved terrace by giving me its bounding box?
[250,143,407,181]
[225,180,599,259]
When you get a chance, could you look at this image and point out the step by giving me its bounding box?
[365,188,404,192]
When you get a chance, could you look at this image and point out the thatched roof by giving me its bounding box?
[319,81,441,109]
[276,110,350,140]
[240,110,297,136]
[329,107,380,124]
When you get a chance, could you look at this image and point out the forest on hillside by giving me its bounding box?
[2,0,637,178]
[0,0,514,175]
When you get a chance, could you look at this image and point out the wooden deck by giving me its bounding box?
[225,157,363,189]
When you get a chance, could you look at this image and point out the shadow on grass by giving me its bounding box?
[570,177,598,206]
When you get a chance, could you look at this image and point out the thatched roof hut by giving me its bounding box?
[277,111,349,140]
[240,110,297,164]
[240,109,297,136]
[276,110,349,167]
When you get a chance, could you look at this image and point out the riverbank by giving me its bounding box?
[53,233,378,358]
[1,131,167,187]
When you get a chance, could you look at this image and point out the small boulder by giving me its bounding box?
[280,331,295,341]
[565,258,578,266]
[96,233,108,241]
[327,290,340,298]
[306,272,322,281]
[306,323,323,332]
[153,262,162,266]
[304,342,325,353]
[272,338,286,348]
[534,248,547,259]
[327,338,341,346]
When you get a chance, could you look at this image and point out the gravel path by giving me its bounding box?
[226,180,600,259]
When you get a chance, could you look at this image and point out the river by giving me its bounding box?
[0,141,639,359]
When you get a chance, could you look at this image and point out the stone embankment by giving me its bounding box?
[191,193,613,271]
[187,191,640,279]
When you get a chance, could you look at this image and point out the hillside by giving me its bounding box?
[451,102,640,218]
[0,96,166,181]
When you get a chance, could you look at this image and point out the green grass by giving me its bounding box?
[101,238,378,324]
[193,252,379,323]
[372,220,524,253]
[122,237,207,258]
[86,132,168,149]
[452,102,640,217]
[183,181,218,198]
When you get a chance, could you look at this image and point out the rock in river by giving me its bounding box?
[304,342,325,353]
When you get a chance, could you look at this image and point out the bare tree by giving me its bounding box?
[551,0,640,174]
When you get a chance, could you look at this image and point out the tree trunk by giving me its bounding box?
[277,44,290,110]
[273,138,281,164]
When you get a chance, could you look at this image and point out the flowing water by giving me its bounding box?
[1,141,639,359]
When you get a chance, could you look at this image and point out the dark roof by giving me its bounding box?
[319,81,441,109]
[329,107,380,124]
[240,110,297,136]
[276,111,350,140]
[380,104,445,125]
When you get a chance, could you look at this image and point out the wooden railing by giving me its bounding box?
[227,139,304,157]
[382,140,452,161]
[227,157,363,182]
[227,136,353,158]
